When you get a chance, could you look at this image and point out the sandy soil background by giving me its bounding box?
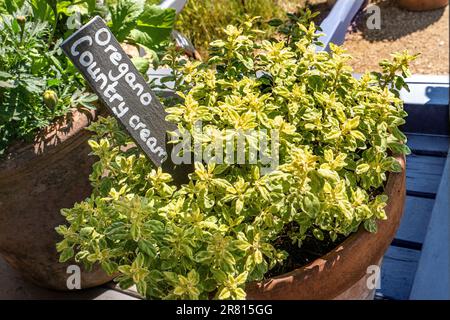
[280,0,449,74]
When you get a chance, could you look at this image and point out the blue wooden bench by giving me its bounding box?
[409,151,449,300]
[376,75,449,300]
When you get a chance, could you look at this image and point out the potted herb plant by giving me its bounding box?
[56,13,415,299]
[0,0,176,290]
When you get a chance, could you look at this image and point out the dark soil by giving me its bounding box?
[265,222,347,279]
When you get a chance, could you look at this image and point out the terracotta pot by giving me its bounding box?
[246,155,406,300]
[398,0,448,11]
[0,108,114,290]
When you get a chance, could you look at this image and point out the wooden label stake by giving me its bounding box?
[61,16,177,168]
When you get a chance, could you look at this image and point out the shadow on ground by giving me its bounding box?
[354,0,446,41]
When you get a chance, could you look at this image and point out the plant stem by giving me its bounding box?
[48,11,59,47]
[19,27,24,46]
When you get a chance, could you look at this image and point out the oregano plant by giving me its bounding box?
[56,12,416,300]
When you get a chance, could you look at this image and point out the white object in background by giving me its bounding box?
[159,0,187,14]
[317,0,365,52]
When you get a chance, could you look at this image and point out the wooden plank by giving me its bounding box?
[61,17,175,168]
[0,256,138,300]
[106,283,143,300]
[410,155,450,300]
[403,104,449,136]
[380,246,421,300]
[401,82,449,107]
[401,75,450,85]
[399,75,449,136]
[61,17,194,184]
[159,0,187,13]
[316,0,365,52]
[395,196,434,244]
[407,133,449,157]
[406,154,446,197]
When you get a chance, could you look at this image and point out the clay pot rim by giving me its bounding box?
[0,108,97,178]
[246,154,406,299]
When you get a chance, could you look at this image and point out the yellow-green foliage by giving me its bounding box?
[57,15,416,300]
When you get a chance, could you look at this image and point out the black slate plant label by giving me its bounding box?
[61,16,176,167]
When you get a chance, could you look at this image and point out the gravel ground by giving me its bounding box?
[186,0,448,74]
[343,0,449,75]
[279,0,449,75]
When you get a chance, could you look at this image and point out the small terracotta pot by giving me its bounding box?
[0,108,114,290]
[398,0,448,11]
[246,155,406,300]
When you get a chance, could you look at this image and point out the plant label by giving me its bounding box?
[61,16,176,168]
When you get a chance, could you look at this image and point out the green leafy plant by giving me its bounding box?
[0,0,176,155]
[0,8,94,154]
[1,0,98,41]
[105,0,176,59]
[175,0,287,58]
[57,13,416,300]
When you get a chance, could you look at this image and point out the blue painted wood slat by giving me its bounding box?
[395,196,434,244]
[407,133,449,157]
[379,246,421,300]
[403,104,449,136]
[316,0,365,52]
[410,154,450,300]
[406,154,447,197]
[401,76,449,136]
